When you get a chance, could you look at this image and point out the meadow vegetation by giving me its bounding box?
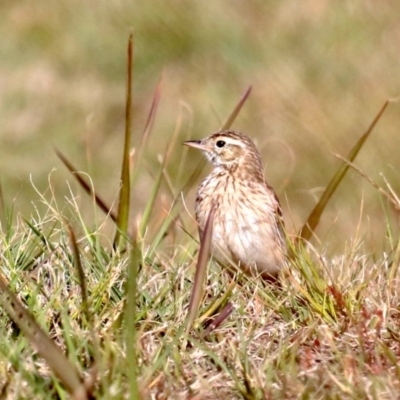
[0,1,400,398]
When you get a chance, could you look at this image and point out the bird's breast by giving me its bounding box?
[195,172,278,238]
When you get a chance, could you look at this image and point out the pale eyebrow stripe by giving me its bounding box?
[224,138,246,148]
[211,132,248,148]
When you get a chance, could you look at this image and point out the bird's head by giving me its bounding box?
[184,131,262,169]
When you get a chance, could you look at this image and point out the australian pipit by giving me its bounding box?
[184,130,286,281]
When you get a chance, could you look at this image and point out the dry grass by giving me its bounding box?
[0,196,400,399]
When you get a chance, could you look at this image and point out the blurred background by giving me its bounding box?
[1,0,400,253]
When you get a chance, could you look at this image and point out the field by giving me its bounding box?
[0,1,400,398]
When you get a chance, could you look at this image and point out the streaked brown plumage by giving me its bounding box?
[184,130,286,281]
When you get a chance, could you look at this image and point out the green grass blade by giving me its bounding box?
[139,75,163,148]
[67,224,100,397]
[220,85,252,130]
[67,224,90,327]
[126,241,141,400]
[23,218,56,253]
[139,115,179,240]
[198,279,236,325]
[139,156,166,239]
[115,34,134,248]
[0,275,86,398]
[131,75,163,188]
[334,153,400,212]
[146,204,181,258]
[55,148,116,222]
[186,206,215,333]
[298,100,389,242]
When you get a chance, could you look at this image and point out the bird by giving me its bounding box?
[183,130,286,282]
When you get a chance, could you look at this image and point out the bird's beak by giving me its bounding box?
[183,140,206,150]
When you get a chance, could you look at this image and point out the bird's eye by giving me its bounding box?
[216,140,226,148]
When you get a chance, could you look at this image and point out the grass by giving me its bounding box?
[1,1,400,398]
[1,200,399,398]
